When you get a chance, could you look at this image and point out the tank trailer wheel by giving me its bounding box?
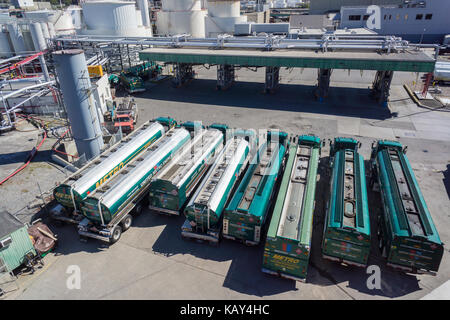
[110,226,123,244]
[121,214,133,231]
[134,203,143,216]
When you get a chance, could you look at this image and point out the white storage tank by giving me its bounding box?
[205,0,247,37]
[208,0,240,17]
[0,27,13,58]
[162,0,202,11]
[6,23,26,55]
[156,0,206,37]
[82,1,152,36]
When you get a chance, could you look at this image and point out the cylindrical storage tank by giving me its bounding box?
[30,22,47,51]
[205,15,246,36]
[207,0,240,18]
[40,22,51,40]
[82,1,139,36]
[136,9,143,26]
[6,23,27,55]
[162,0,202,11]
[53,49,104,160]
[0,29,13,58]
[47,22,56,38]
[157,10,206,37]
[137,0,150,27]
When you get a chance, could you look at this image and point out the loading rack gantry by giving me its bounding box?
[53,34,437,105]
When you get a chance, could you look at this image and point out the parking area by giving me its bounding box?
[2,66,450,300]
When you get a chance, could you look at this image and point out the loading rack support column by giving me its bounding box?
[217,64,235,90]
[172,63,195,88]
[315,68,331,102]
[371,70,394,107]
[265,66,280,94]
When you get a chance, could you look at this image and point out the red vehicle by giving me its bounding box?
[113,98,138,135]
[114,113,135,134]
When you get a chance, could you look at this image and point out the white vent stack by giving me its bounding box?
[137,0,150,27]
[0,28,13,58]
[23,9,77,36]
[30,22,50,81]
[6,23,27,55]
[156,0,207,38]
[40,22,50,40]
[205,0,247,37]
[81,1,152,37]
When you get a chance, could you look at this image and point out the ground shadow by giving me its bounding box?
[133,191,297,296]
[443,164,450,199]
[132,78,392,121]
[0,149,53,166]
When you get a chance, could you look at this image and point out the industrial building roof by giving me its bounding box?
[0,211,24,239]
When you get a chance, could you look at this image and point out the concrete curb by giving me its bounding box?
[403,84,448,112]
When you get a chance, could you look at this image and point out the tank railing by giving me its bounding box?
[53,34,416,53]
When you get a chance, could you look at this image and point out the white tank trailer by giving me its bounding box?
[78,127,191,244]
[53,121,166,210]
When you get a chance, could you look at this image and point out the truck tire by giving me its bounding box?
[134,203,143,216]
[121,214,133,231]
[110,226,122,244]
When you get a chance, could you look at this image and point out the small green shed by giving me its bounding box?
[0,211,36,273]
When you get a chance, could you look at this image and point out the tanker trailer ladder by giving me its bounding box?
[78,128,191,244]
[370,140,444,275]
[262,135,321,282]
[148,127,224,216]
[322,138,371,268]
[182,137,250,245]
[51,118,173,225]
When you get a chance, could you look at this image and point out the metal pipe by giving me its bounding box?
[0,80,55,102]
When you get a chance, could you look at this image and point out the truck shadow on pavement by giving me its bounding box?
[48,221,110,255]
[131,210,297,297]
[140,79,393,121]
[443,164,450,199]
[306,158,421,298]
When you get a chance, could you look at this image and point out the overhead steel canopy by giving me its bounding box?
[53,34,436,72]
[139,47,435,72]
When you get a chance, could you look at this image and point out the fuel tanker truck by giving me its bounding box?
[78,127,191,244]
[148,125,224,215]
[51,118,175,224]
[182,135,250,244]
